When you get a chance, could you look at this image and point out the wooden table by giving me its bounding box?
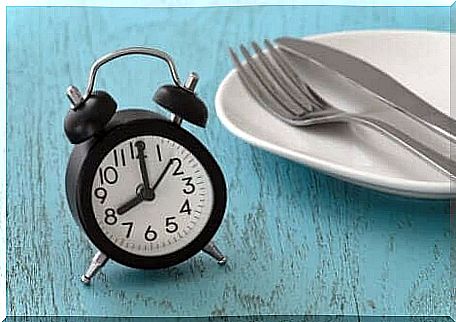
[6,4,454,319]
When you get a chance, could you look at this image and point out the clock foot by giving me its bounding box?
[81,251,109,285]
[203,241,227,265]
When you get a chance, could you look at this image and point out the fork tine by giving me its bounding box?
[239,44,304,116]
[250,41,312,114]
[264,39,325,111]
[229,48,299,121]
[229,48,265,105]
[305,83,332,109]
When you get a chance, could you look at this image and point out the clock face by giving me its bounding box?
[91,135,214,257]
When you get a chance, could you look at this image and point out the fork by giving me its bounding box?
[229,40,456,179]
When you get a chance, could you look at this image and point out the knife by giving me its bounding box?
[275,36,456,143]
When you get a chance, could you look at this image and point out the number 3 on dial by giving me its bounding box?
[182,177,195,194]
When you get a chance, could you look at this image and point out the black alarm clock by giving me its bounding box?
[64,47,227,284]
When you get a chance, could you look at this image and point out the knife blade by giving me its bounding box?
[275,36,456,142]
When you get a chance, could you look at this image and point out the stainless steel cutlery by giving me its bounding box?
[275,36,456,143]
[229,40,456,179]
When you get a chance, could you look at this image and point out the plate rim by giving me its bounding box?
[215,29,454,199]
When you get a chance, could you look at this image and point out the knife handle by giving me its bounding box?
[353,115,456,179]
[277,37,456,144]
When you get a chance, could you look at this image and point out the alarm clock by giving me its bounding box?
[64,47,227,284]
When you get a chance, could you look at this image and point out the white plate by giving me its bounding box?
[215,30,454,199]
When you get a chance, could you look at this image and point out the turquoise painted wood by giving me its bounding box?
[6,5,454,318]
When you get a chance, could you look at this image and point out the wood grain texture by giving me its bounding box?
[5,5,453,318]
[450,4,456,322]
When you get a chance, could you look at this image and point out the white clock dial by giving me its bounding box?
[91,135,214,257]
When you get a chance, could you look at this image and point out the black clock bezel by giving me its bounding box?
[72,111,227,269]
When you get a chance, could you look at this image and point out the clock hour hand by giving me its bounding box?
[117,159,173,215]
[117,193,143,215]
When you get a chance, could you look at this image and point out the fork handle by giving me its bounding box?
[349,115,456,179]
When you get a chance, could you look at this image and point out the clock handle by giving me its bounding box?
[81,251,109,285]
[66,47,184,109]
[203,241,227,265]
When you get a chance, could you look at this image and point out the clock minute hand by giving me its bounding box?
[118,159,173,215]
[135,141,152,192]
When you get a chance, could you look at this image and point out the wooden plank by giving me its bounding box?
[6,5,452,317]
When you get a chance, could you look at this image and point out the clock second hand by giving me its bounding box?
[150,159,173,192]
[116,155,174,216]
